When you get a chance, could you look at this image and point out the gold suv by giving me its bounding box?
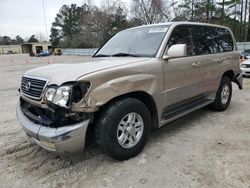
[17,22,242,160]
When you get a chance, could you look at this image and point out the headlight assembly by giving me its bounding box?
[45,85,72,108]
[52,86,72,107]
[45,82,90,108]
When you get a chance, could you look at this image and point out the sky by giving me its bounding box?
[0,0,123,41]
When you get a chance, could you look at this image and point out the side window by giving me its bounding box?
[216,28,234,52]
[192,26,220,55]
[167,25,194,56]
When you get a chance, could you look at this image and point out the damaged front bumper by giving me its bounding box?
[16,104,90,153]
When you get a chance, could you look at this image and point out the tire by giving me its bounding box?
[95,98,151,160]
[209,76,232,111]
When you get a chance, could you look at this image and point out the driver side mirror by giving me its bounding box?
[163,44,187,60]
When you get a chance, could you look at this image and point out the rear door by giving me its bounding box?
[191,25,222,95]
[191,26,235,95]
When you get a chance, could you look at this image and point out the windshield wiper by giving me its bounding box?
[112,53,141,57]
[94,54,111,57]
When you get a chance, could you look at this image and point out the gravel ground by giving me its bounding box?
[0,54,249,188]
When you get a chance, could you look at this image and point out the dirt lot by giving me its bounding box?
[0,54,249,188]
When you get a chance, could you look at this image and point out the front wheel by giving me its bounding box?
[209,76,232,111]
[95,98,151,160]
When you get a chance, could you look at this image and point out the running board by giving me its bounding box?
[160,97,213,126]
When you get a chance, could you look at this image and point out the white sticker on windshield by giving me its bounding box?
[148,27,168,33]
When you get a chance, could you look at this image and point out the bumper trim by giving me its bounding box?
[17,105,90,153]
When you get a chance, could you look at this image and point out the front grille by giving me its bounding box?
[21,76,48,100]
[246,64,250,68]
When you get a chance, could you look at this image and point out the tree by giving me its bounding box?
[177,0,216,22]
[106,2,128,38]
[218,0,226,24]
[50,4,84,46]
[243,0,248,41]
[49,0,250,46]
[15,35,24,44]
[217,0,241,24]
[215,0,244,40]
[0,36,12,45]
[175,0,247,41]
[78,7,110,47]
[50,28,61,46]
[177,0,195,21]
[131,0,170,24]
[80,2,128,46]
[50,2,129,48]
[28,35,39,43]
[247,0,250,41]
[0,35,25,45]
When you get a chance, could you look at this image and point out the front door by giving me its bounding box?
[163,25,204,108]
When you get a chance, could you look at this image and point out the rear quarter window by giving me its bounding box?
[192,26,234,55]
[216,28,234,52]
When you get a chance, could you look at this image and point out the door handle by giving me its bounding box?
[192,62,200,67]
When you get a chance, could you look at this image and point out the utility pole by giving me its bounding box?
[42,0,48,41]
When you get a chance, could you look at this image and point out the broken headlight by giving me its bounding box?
[45,82,90,108]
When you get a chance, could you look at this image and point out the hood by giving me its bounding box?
[24,57,150,85]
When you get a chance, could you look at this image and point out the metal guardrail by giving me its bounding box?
[61,48,98,56]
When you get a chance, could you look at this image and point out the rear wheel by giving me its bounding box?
[209,76,232,111]
[95,98,151,160]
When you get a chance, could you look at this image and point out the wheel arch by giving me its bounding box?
[100,91,159,129]
[222,70,234,81]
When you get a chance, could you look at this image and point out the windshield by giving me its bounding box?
[94,25,169,57]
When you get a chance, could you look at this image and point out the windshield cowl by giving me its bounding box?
[94,52,142,58]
